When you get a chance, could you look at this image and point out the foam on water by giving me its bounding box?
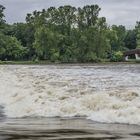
[0,64,140,125]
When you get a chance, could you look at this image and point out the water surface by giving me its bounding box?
[0,117,140,140]
[0,64,140,139]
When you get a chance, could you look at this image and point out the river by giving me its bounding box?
[0,64,140,139]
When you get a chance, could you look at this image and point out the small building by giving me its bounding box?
[124,48,140,61]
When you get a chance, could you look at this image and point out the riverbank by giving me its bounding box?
[0,60,140,65]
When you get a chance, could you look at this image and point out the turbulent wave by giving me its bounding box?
[0,64,140,125]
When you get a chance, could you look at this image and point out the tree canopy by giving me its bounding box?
[0,4,139,62]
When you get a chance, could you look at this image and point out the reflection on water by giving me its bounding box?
[0,118,140,140]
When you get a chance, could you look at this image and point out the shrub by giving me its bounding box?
[110,51,124,62]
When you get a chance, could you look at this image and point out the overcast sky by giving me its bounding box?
[1,0,140,28]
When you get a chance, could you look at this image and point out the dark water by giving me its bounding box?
[0,117,140,140]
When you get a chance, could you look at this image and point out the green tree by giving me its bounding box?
[135,22,140,48]
[0,4,5,28]
[33,26,60,60]
[0,4,133,62]
[111,25,126,51]
[12,23,35,58]
[83,5,101,27]
[124,30,136,50]
[0,33,28,60]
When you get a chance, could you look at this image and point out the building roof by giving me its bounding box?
[124,48,140,56]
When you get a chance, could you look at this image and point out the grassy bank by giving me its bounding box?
[0,60,53,65]
[0,59,140,65]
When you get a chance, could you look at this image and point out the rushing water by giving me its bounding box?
[0,64,140,139]
[1,118,140,140]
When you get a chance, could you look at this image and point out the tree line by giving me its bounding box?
[0,4,140,62]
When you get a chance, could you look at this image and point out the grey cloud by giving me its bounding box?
[1,0,140,28]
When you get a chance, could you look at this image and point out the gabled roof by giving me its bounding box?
[124,48,140,56]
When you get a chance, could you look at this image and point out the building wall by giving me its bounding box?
[135,54,140,60]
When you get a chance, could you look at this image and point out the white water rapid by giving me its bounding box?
[0,64,140,125]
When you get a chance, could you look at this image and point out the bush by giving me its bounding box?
[50,52,60,62]
[110,51,124,62]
